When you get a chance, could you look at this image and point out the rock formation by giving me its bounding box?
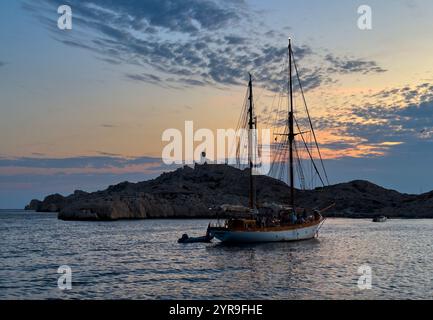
[25,164,433,220]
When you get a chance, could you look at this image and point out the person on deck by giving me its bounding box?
[290,210,297,224]
[313,210,321,221]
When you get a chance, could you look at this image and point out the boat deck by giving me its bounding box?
[209,218,323,233]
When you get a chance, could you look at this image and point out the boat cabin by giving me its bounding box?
[228,219,257,230]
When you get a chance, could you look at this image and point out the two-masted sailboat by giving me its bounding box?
[207,40,331,243]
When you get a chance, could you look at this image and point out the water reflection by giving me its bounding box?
[0,212,432,299]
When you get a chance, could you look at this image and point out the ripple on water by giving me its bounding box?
[0,211,432,299]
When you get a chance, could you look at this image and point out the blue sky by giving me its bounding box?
[1,0,433,208]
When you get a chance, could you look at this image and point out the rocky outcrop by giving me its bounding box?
[25,199,42,211]
[295,180,410,217]
[25,164,433,220]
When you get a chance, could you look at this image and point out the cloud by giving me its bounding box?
[225,35,248,45]
[288,82,433,193]
[0,155,162,170]
[94,151,123,157]
[24,0,386,92]
[347,101,433,144]
[0,61,6,67]
[325,54,387,74]
[314,83,433,158]
[0,155,181,208]
[90,0,241,34]
[125,73,164,86]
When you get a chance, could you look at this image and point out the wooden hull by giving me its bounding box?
[208,220,323,243]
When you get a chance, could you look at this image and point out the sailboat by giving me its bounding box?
[207,39,332,243]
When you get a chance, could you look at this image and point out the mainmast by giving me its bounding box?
[248,73,256,210]
[288,39,295,209]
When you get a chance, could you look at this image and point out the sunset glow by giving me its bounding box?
[2,0,433,207]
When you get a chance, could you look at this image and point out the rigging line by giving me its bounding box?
[238,114,249,167]
[270,126,289,183]
[242,103,251,168]
[230,98,246,151]
[263,92,277,128]
[269,140,282,175]
[269,56,289,183]
[236,119,248,166]
[294,141,306,190]
[275,90,284,131]
[294,116,326,187]
[264,66,284,129]
[271,55,288,137]
[292,86,305,189]
[309,131,314,188]
[280,145,288,182]
[277,142,287,178]
[270,91,283,156]
[254,86,267,111]
[273,137,288,183]
[235,90,247,133]
[265,91,280,133]
[273,126,288,158]
[292,88,301,187]
[232,89,248,164]
[292,51,330,185]
[271,121,288,165]
[270,130,284,175]
[235,113,245,165]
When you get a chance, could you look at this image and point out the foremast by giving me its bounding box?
[288,39,295,209]
[248,73,257,210]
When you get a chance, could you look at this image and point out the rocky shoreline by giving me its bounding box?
[26,164,433,220]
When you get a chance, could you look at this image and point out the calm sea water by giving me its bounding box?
[0,210,432,300]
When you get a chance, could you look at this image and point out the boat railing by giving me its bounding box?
[208,221,227,228]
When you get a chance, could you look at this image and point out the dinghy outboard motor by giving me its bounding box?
[178,234,189,243]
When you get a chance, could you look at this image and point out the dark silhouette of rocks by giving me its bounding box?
[25,199,43,211]
[25,164,433,220]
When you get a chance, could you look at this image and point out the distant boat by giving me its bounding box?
[208,40,333,243]
[373,216,387,223]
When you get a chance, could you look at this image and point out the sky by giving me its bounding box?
[1,0,433,208]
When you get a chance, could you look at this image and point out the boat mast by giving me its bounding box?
[248,73,256,210]
[288,39,295,209]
